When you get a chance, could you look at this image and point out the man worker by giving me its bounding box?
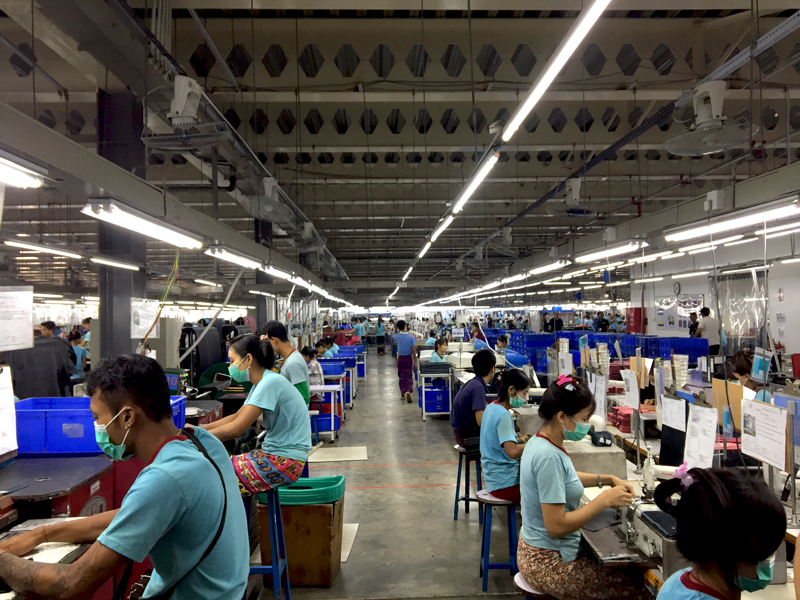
[695,307,722,355]
[0,354,248,599]
[595,311,610,332]
[262,320,310,405]
[39,320,77,396]
[548,312,564,332]
[688,312,699,338]
[80,317,92,350]
[450,349,496,449]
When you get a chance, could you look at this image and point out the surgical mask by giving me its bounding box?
[736,557,775,592]
[563,416,591,441]
[228,357,251,383]
[510,395,526,409]
[94,408,132,461]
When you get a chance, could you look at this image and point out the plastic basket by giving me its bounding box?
[315,414,341,431]
[265,475,345,506]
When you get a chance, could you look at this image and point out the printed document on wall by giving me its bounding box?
[0,286,33,352]
[558,352,573,377]
[684,404,717,469]
[588,372,607,419]
[741,399,787,470]
[662,396,686,432]
[0,367,17,457]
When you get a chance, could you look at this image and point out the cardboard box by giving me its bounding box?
[257,494,344,587]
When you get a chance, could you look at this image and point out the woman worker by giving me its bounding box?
[393,320,417,403]
[730,349,772,403]
[203,334,311,496]
[470,322,486,342]
[518,375,647,600]
[656,467,785,598]
[430,338,448,363]
[425,330,437,345]
[479,369,531,504]
[376,318,386,355]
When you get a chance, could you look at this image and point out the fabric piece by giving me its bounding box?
[454,428,481,452]
[397,354,414,395]
[517,541,649,600]
[97,428,248,600]
[490,484,520,505]
[658,569,726,600]
[231,450,305,497]
[480,402,520,492]
[450,376,488,432]
[520,435,583,563]
[244,371,312,462]
[429,352,448,363]
[394,332,416,356]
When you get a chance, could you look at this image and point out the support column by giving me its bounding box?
[96,90,147,359]
[254,218,273,331]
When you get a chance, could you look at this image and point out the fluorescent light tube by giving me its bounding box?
[660,252,686,260]
[0,155,44,188]
[205,247,261,270]
[725,237,759,247]
[529,259,571,276]
[5,240,82,259]
[664,200,800,242]
[672,271,709,279]
[564,269,588,277]
[564,287,582,292]
[502,273,528,284]
[91,257,140,271]
[720,265,770,275]
[627,251,674,263]
[15,256,39,261]
[679,235,743,252]
[262,266,291,280]
[389,286,399,298]
[589,262,623,271]
[543,279,565,285]
[754,221,800,236]
[605,281,630,287]
[452,153,499,214]
[576,241,648,263]
[402,267,412,281]
[419,241,432,258]
[582,284,602,289]
[195,279,222,287]
[34,293,63,298]
[782,258,800,264]
[765,228,800,240]
[82,201,202,249]
[633,277,664,283]
[85,296,100,301]
[431,215,454,242]
[688,246,717,255]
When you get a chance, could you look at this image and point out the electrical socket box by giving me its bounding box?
[704,189,730,213]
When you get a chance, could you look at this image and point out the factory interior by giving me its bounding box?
[4,1,800,599]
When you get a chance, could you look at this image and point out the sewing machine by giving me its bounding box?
[619,499,688,580]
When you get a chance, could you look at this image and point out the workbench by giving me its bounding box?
[310,383,343,442]
[418,370,452,422]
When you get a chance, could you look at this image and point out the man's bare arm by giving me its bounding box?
[0,511,119,558]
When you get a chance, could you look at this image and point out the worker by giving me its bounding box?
[518,375,645,600]
[430,338,448,362]
[354,318,364,341]
[38,320,77,395]
[330,336,341,354]
[425,330,437,345]
[68,331,88,381]
[695,307,722,355]
[316,340,334,358]
[394,319,417,403]
[301,345,324,387]
[688,312,699,338]
[204,334,310,495]
[480,369,531,505]
[496,334,509,353]
[376,318,386,355]
[655,467,785,598]
[595,311,610,332]
[470,322,486,342]
[548,312,564,332]
[0,354,248,599]
[262,321,310,405]
[449,349,496,450]
[730,349,772,402]
[79,317,92,350]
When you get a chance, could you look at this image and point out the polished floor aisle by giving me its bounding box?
[288,351,520,600]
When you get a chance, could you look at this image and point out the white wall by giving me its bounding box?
[768,262,800,354]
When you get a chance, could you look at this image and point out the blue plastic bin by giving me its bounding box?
[357,363,366,378]
[418,388,450,413]
[315,414,341,431]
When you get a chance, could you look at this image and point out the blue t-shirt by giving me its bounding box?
[450,376,488,432]
[480,402,519,492]
[425,337,437,345]
[430,351,448,363]
[394,332,416,356]
[355,323,364,337]
[520,435,584,563]
[97,428,248,600]
[323,349,334,358]
[376,323,385,336]
[72,345,87,378]
[332,343,340,354]
[83,330,91,347]
[659,569,718,599]
[281,350,309,387]
[245,371,311,462]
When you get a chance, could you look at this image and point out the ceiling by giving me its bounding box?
[0,2,798,306]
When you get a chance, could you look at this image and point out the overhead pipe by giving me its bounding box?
[187,9,241,92]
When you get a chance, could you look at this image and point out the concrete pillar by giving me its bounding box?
[96,90,147,359]
[254,218,273,332]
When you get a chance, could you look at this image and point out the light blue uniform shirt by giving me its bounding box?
[332,343,340,354]
[245,371,311,462]
[756,389,772,403]
[659,569,715,599]
[429,351,448,363]
[425,337,437,345]
[281,350,309,387]
[72,345,87,378]
[394,332,416,356]
[376,323,385,336]
[83,330,91,349]
[97,428,248,600]
[355,323,364,337]
[520,435,584,563]
[323,349,334,358]
[480,402,519,492]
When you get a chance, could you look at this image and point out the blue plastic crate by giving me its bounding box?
[318,360,346,376]
[315,414,341,431]
[357,363,366,378]
[418,386,450,413]
[171,395,186,428]
[658,337,709,362]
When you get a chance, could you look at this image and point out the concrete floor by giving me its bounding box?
[282,352,523,600]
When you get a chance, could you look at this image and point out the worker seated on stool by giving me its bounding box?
[655,467,785,599]
[0,354,248,599]
[430,338,448,363]
[450,349,496,449]
[480,369,531,504]
[317,340,334,358]
[518,376,647,600]
[730,349,772,403]
[203,334,311,497]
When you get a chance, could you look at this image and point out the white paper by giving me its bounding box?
[0,367,17,457]
[620,370,640,410]
[662,395,687,432]
[0,286,34,352]
[684,404,718,469]
[644,358,654,376]
[558,352,573,377]
[741,399,787,470]
[742,386,756,401]
[130,298,161,339]
[591,373,607,419]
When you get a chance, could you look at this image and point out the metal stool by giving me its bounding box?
[477,490,517,592]
[248,488,291,599]
[453,445,483,524]
[514,572,558,599]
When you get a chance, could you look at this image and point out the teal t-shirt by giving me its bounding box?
[72,345,87,378]
[659,569,715,599]
[97,428,248,600]
[429,352,448,363]
[425,337,437,345]
[520,435,584,563]
[323,349,334,358]
[355,323,364,337]
[376,323,384,336]
[480,402,520,492]
[83,330,91,348]
[332,343,340,354]
[281,350,309,386]
[245,371,311,462]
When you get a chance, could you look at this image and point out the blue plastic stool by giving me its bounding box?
[478,490,518,592]
[309,410,320,445]
[247,488,291,600]
[453,445,483,524]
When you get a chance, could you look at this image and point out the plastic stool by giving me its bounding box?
[453,445,483,524]
[514,572,557,599]
[247,488,291,599]
[309,410,320,445]
[477,490,517,592]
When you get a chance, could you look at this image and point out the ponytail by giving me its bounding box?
[228,333,275,370]
[538,376,595,420]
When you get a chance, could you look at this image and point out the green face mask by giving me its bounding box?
[563,416,591,441]
[228,356,251,383]
[94,408,132,461]
[510,394,526,409]
[736,557,774,592]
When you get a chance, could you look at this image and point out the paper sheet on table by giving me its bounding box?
[558,352,573,377]
[742,386,756,401]
[588,372,607,419]
[0,367,17,457]
[620,370,640,410]
[741,399,787,470]
[684,404,718,469]
[662,395,686,432]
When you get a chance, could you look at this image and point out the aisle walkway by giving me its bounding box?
[291,352,519,600]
